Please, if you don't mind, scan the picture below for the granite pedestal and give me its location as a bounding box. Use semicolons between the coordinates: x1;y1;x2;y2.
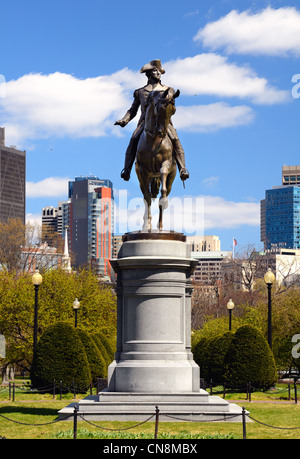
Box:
59;231;246;422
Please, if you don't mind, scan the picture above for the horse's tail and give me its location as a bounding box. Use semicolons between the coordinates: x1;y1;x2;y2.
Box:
150;177;160;198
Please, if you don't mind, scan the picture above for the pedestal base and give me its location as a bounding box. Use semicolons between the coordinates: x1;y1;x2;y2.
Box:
58;389;246;422
58;232;248;422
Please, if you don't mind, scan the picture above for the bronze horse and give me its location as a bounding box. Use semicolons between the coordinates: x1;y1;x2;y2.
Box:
135;87;180;231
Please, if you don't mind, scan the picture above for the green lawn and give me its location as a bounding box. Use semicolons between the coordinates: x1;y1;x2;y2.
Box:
0;400;300;439
0;383;300;439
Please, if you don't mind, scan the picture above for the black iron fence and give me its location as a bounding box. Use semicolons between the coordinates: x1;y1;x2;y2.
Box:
0;378;107;402
1;404;300;440
203;379;298;403
1;379;300;439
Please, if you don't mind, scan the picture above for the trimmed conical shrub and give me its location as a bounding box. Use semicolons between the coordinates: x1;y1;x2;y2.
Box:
207;332;233;385
192;336;213;382
92;333;115;377
31;322;91;391
76;328;107;382
224;325;277;389
192;333;233;384
95;332;115;361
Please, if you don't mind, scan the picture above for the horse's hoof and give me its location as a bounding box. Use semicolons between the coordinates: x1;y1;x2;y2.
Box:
121;169;131;181
159;197;168;210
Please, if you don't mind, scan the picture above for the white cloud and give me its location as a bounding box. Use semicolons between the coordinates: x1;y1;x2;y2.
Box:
26;176;70;198
165;54;289;104
203;196;260;229
202;176;219;186
174;102;254;132
0;53;288;146
0;70;139;145
114;191;259;234
26;213;42;226
194;7;300;56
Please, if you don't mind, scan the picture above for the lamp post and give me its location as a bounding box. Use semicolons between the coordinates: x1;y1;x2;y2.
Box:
73;298;80;328
32;268;43;355
227;298;235;331
264;268;275;349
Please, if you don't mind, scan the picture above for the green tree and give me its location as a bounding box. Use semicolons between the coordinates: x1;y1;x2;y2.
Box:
0;271;33;378
0;268;116;378
271;288;300;371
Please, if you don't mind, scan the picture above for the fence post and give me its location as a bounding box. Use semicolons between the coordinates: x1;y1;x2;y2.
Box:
73;405;78;440
294;380;298;404
223;382;226;399
8;382;11;401
210;379;213;395
242;407;247;439
288;383;291;401
12;383;15;402
154;406;160;439
60;381;62;400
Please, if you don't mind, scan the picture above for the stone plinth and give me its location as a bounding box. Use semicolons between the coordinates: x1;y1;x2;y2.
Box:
59;231;247;422
108;231;199;394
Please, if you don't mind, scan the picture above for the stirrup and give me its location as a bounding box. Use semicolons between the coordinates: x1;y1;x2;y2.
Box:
180;168;189;180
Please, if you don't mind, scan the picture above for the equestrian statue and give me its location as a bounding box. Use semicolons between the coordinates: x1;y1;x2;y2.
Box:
115;59;189;230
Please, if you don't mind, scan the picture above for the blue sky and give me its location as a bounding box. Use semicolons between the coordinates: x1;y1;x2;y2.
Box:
1;0;300;252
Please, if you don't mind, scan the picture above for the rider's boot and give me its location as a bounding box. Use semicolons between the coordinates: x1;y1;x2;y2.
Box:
172;139;189;181
121;140;136;181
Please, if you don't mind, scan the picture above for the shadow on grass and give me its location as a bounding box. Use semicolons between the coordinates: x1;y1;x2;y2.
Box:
0;406;60;417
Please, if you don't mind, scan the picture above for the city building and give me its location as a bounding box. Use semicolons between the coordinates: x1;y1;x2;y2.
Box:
42;201;66;240
191;250;232;293
261;185;300;250
187;235;221;252
266;248;300;287
42;206;58;239
69;176;114;276
0;127;26;223
188;236;227;294
112;235;123;259
21;244;64;272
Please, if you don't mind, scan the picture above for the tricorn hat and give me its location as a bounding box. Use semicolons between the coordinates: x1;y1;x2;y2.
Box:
140;59;165;74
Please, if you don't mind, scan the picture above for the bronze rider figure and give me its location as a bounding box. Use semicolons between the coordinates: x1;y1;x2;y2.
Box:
115;59;189;182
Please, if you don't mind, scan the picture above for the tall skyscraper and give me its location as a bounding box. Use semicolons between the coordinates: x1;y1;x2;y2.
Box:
0;127;26;223
282;165;300;186
261;185;300;250
69;176;114;276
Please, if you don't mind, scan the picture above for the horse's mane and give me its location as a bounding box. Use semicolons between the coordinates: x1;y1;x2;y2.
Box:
144;91;158;111
144;87;171;112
